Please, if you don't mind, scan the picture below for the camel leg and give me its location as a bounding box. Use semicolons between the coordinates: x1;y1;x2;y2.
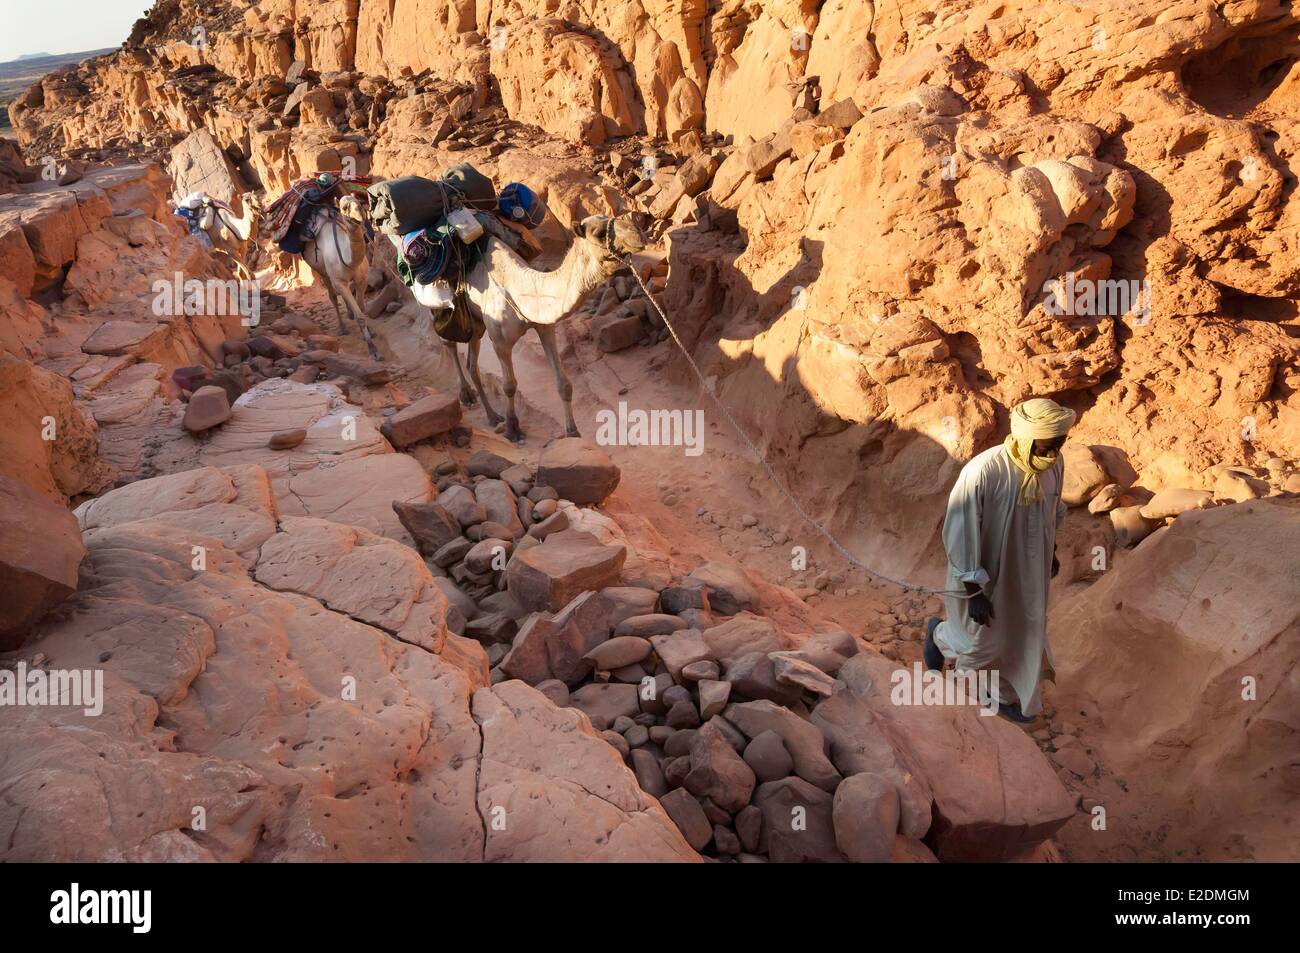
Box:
444;339;476;406
336;282;382;362
467;334;503;427
535;325;579;438
489;336;524;442
319;275;347;336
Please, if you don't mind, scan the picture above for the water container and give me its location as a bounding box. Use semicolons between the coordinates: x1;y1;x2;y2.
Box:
447;206;484;244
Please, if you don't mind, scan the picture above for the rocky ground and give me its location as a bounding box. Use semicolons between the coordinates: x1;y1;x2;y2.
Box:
2;0;1298;862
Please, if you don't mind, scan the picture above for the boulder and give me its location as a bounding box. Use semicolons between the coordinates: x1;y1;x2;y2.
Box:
535;438;621;505
467;450;514;478
686;562;759;615
1061;442;1109;506
268;428;306;450
437;484;487;528
742;729;794;783
584;635;652;669
182;385;232;432
1087;483;1125;514
724;652;803;706
810;689;933;839
547;590;615;684
771;651;838;696
379;392;462;448
568;682;640;730
0;476;85;650
594;314;645;352
505;530;626;613
789;629;859;675
684;720;756;813
659;789;713;852
465;538;511;575
1110;504;1161;547
702;614;789;666
753;777;843;862
745;131;793;179
614;613;688;637
500;613;558;684
835;653;1074;861
392;499;463;555
1140;487;1215;520
697;679;731;720
724;700;843;793
832;772;900;863
630;748;668;798
475;479;524;537
597;586;660;624
650;628;713;680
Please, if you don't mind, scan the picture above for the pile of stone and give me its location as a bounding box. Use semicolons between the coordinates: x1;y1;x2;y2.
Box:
1059;441;1300;549
171;312;407;438
585;261;672;352
400;440;943;862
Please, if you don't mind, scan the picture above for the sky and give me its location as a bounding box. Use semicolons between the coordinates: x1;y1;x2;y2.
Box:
0;0;154;63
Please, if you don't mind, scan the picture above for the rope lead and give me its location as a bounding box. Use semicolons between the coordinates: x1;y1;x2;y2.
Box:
618;256;974;601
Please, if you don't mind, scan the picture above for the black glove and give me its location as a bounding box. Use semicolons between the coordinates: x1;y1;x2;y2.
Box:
969;591;995;626
1051;554;1060;578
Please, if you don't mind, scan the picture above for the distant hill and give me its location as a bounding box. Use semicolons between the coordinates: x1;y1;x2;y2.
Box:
0;48;116;132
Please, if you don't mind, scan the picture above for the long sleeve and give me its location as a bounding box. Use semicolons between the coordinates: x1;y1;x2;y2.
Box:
942;461;990;586
1054;459;1067;526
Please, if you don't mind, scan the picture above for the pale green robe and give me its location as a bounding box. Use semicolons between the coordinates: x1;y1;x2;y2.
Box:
934;444;1065;717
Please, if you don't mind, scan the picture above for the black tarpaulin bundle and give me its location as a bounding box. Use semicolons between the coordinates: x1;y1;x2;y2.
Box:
367;163;496;236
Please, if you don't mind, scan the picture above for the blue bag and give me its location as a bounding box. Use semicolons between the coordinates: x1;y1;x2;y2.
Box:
497;182;545;228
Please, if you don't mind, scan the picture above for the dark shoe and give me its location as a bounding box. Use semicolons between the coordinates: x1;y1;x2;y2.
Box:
998;702;1035;724
923;617;944;672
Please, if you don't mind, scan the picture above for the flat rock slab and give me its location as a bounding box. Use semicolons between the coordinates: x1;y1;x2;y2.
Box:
281;453;433;545
472;680;699;862
200;379;387;479
4;464;690;862
255;516;453;653
81;320;167;355
505;529;627;613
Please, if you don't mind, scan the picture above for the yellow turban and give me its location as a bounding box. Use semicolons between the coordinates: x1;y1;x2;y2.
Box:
1004;398;1076;505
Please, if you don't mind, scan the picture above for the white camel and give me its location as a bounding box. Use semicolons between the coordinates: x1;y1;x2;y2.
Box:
182;191;262;279
445;214;645;442
300;197;382;361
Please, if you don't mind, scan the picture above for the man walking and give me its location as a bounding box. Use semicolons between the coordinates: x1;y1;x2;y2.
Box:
924;398;1076;722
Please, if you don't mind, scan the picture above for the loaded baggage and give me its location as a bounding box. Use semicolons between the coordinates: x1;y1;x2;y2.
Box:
366;162;499;236
262;172;373;252
497;182;546;228
367;175;448;236
441;162;498;212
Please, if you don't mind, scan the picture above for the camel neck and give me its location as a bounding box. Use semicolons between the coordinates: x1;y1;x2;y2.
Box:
487;234;610;325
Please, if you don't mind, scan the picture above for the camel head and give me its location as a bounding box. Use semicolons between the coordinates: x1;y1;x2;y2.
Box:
338;192;367;223
574;215;645;269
